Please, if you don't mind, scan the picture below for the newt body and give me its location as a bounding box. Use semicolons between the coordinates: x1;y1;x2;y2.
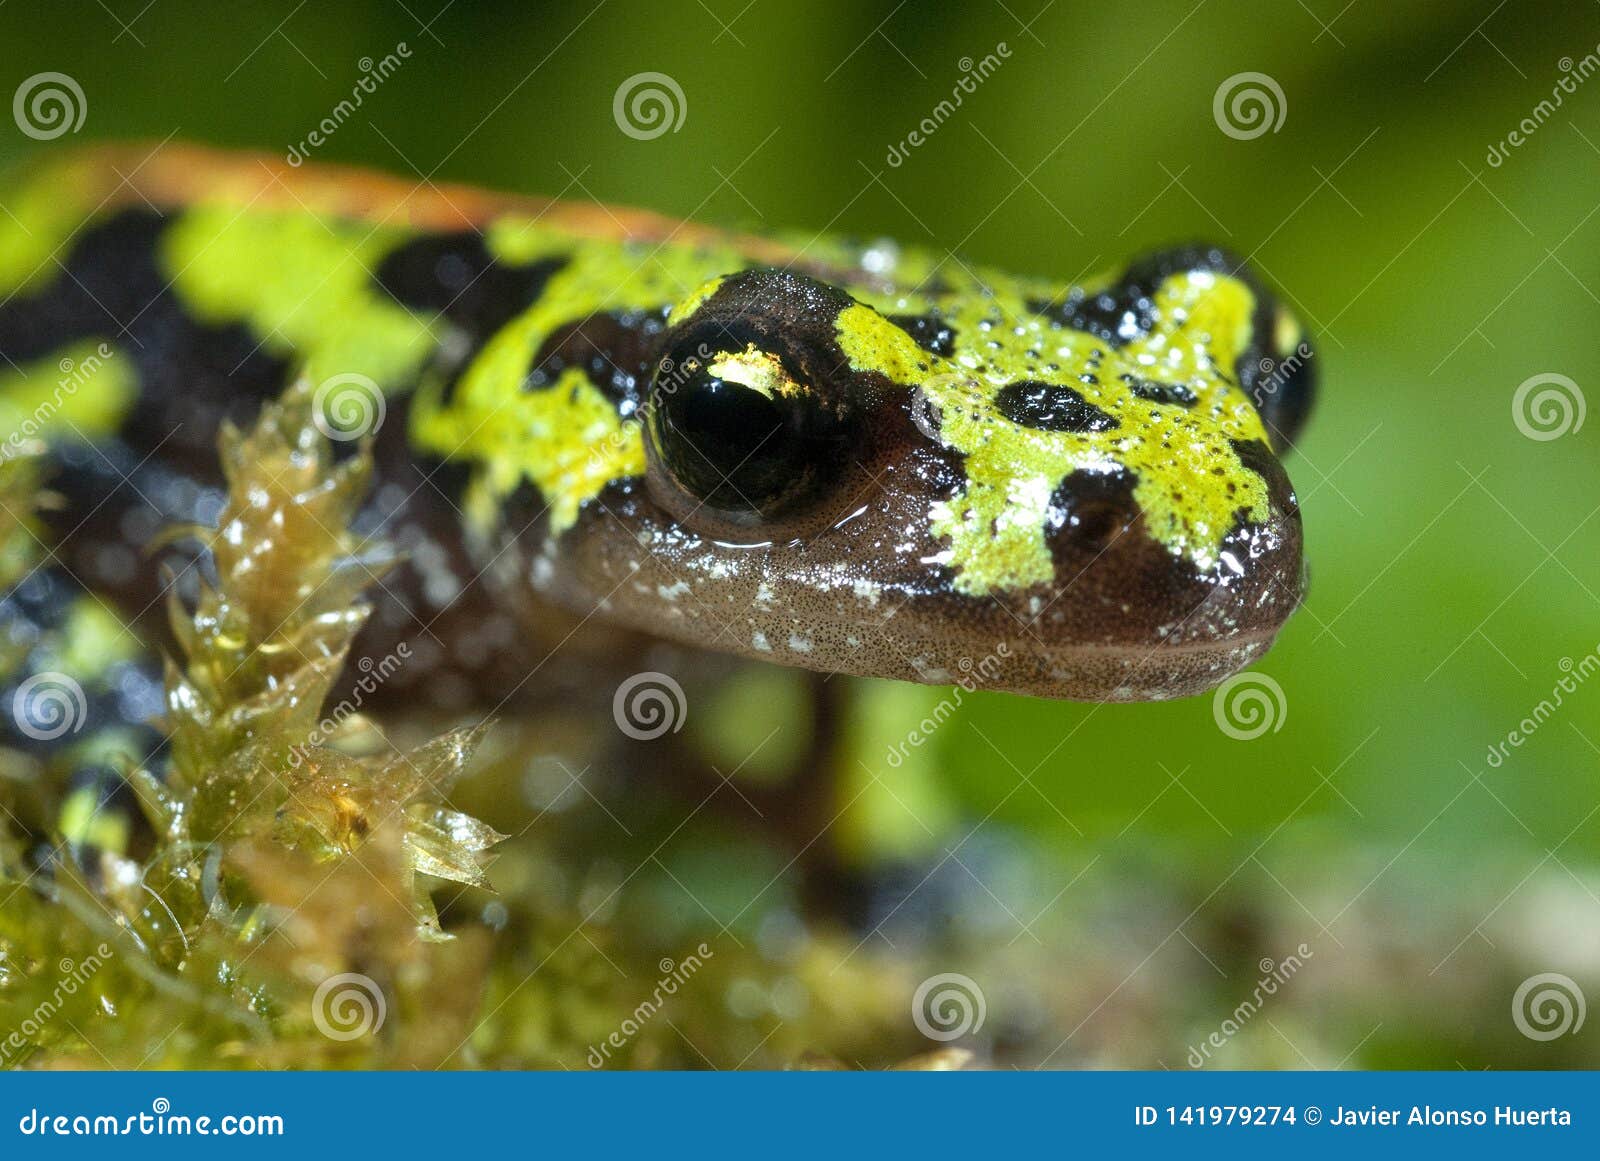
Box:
0;144;1314;705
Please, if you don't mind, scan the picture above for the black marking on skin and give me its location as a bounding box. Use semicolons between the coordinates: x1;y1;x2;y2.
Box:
0;208;291;461
1045;466;1141;550
375;231;566;336
501;478;552;530
45;430;276;687
0;208;299;641
1;563;81;633
1122;375;1197;407
1253;346;1317;451
409;453;474;512
887;312;957;357
375;231;567;406
525;306;672;416
0;568;167;760
1031;245;1316;451
1027;243;1264;347
995;381;1119;433
1028;286;1157;347
0;209;540;715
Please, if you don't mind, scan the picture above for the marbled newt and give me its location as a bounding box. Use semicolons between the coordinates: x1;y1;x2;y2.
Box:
0;142;1314;747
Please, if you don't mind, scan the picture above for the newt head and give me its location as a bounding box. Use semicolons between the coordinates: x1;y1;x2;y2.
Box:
439;244;1315;701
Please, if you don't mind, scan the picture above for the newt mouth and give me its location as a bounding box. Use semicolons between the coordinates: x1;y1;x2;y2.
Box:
497;448;1304;702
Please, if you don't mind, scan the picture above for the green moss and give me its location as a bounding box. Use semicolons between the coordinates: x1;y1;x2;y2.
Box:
0;378;504;1067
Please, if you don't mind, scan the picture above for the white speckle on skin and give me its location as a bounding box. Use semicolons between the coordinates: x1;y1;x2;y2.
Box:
411;533;462;605
752;631;772;652
851;579;881;607
754;582;775;608
788;633;813;653
846;635;861;649
424;573;462;607
657;581;691;602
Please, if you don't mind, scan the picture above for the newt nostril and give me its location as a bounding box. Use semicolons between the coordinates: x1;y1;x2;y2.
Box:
1045;466;1143;554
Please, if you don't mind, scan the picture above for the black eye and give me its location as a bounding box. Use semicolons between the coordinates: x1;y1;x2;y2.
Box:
645;340;856;527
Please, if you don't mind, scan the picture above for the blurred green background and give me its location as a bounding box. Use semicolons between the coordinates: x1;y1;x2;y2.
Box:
3;0;1598;1067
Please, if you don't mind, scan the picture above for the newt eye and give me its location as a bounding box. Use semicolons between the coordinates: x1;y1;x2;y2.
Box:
643;269;866;538
644;336;856;531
